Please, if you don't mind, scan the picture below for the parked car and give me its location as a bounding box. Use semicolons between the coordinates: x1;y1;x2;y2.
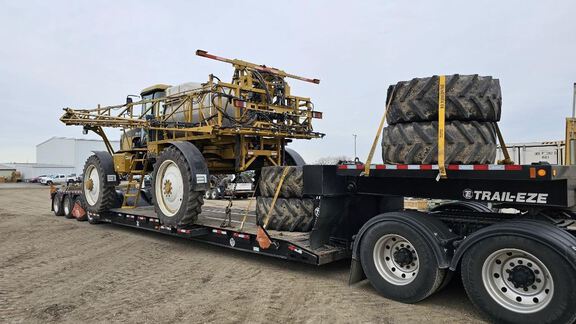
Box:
29;175;47;183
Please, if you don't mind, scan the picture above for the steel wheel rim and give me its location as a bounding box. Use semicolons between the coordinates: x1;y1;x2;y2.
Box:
373;234;419;285
84;165;100;206
482;248;554;313
155;160;184;217
204;190;210;199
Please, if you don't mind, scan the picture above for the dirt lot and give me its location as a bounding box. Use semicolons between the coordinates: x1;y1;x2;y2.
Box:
0;185;486;323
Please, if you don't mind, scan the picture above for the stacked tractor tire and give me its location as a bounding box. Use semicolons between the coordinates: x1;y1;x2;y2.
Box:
256;166;316;232
382;74;502;164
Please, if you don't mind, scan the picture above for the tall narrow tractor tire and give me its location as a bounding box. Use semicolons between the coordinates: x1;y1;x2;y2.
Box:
256;197;315;232
381;121;497;164
152;146;203;227
83;155;119;214
259;166;304;198
386;74;502;124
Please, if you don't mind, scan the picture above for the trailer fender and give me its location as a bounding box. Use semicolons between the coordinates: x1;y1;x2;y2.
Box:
92;151;120;186
349;211;458;284
167;141;210;191
449;219;576;271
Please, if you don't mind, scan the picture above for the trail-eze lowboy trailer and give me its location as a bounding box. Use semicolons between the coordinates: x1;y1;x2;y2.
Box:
53;163;576;324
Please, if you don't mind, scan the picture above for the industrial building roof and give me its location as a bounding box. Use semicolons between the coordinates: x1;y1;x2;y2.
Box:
36;136;120;147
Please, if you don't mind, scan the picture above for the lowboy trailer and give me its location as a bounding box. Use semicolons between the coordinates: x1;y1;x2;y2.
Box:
52;162;576;324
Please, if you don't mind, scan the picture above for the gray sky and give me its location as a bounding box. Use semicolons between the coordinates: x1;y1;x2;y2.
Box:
1;0;575;163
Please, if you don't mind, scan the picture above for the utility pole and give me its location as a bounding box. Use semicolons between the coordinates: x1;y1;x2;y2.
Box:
353;134;357;158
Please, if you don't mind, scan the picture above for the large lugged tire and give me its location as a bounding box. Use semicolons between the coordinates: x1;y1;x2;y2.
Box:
256;197;315;232
381;121;497;164
386;74;502;124
152;146;203;227
83;155;119;213
259;166;304;198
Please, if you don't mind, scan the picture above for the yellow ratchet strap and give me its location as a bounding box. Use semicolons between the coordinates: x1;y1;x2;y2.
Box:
437;75;447;180
364;86;396;176
263;167;290;229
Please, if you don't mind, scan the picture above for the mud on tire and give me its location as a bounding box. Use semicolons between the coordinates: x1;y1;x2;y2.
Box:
256;197;315;232
259;166;304;198
386;74;502;124
381;121;497;164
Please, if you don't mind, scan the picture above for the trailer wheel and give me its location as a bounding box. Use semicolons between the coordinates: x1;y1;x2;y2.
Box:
152;146;203;227
52;195;64;216
461;236;576;324
63;195;74;219
360;221;445;303
204;190;212;200
210;189;219;200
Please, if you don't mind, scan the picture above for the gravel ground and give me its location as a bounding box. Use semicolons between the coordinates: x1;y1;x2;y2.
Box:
0;187;486;323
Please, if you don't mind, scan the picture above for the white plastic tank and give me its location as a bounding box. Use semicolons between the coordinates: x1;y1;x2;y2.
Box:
163;82;233;126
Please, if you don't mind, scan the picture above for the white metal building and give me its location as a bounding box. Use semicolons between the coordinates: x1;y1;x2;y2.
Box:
1;163;75;180
497;141;564;165
36;137;120;176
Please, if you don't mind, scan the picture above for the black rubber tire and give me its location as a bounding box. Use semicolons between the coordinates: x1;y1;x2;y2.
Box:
82;154;119;214
381;121;497;164
52;195;64;216
259;166;304;198
386;74;502;124
151;146;203;227
461;236;576;324
256;197;315;232
63;195;74;219
360;221;446;303
73;196;87;221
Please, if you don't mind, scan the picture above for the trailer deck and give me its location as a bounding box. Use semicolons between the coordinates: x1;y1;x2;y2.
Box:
89;200;349;266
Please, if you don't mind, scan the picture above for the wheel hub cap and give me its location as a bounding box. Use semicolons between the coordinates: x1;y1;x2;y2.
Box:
86;179;94;191
508;265;535;288
393;248;414;266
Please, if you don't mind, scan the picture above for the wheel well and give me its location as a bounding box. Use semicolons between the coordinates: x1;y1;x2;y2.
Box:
449;219;576;271
350;211;459;284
